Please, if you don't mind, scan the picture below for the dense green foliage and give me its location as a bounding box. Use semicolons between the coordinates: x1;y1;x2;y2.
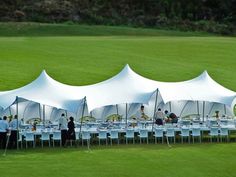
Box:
1;144;236;177
0;0;236;35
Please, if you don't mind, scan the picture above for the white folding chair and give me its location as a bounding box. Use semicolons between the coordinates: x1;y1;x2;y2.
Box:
219;127;229;142
108;130;119;145
81;131;91;147
138;129;148;144
124;129;135;144
165;128;175;144
154;128;164;144
52;131;61;147
40;131;50;147
97;130;108;145
191;127;201;143
25;132;35;148
209;127;219;142
180;127;190;143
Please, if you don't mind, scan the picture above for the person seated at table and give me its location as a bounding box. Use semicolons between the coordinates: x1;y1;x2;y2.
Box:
136;105;149;120
58;113;68;147
169;113;178;123
66;117;76;147
213;110;220;120
155;108;164;125
164;110;172;123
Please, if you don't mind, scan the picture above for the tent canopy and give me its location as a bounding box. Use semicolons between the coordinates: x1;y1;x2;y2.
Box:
0;64;235;115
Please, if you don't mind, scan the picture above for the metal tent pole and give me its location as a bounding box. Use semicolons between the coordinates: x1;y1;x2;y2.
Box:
152;89;158;132
16;96;19;150
179;101;189;118
125;103;128;128
43;105;45;128
202;101;205;122
224;104;227;115
38;103;42;122
169;102;172;112
79;97;86;137
116;104;119;115
197;101;200;116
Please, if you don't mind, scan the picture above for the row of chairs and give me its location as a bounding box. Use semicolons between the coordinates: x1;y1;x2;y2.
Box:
19;127;230;148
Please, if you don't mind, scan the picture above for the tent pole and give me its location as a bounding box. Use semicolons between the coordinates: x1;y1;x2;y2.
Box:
16;96;19;150
116;104;119;115
79;97;86;138
202;101;205;122
169;102;172;112
179;101;189;118
125;103;128;128
197;101;199;115
9;105;12;117
224;104;227;115
152;89;158;132
43;105;45;128
208;103;215;116
38;103;42;122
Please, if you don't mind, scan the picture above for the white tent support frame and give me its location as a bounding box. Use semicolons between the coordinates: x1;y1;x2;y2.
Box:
152;89;158;132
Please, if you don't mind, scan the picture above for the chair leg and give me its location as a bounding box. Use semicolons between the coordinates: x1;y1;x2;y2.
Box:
26;141;27;149
133;138;134;144
193;137;194;144
140;138;141;144
147;138;148;144
99;139;100;146
181;137;183;144
42;140;43;148
126;138;127;144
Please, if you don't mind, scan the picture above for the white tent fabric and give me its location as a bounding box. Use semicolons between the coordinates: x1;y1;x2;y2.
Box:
0;71;85;113
0;64;235;120
75;65;158;111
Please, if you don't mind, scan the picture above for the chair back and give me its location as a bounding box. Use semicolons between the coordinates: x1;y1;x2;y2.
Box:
209;120;218;127
98;130;107;139
110;130;119;139
192;127;201;136
126;129;134;138
220;127;228;136
181;128;190;136
166;128;175;137
154;128;163;138
52;131;61;140
82;131;90;140
25;132;34;141
41;131;50;140
210;127;219;136
139;129;148;137
75;132;80;140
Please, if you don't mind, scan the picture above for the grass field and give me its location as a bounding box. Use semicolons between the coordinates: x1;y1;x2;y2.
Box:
0;143;236;177
0;23;236;177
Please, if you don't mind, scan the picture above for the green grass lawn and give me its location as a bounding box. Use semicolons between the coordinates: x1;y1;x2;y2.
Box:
0;23;236;176
0;143;236;177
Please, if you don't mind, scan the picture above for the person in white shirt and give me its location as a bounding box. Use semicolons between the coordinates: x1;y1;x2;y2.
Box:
135;105;148;120
0;116;9;149
9;115;18;149
155;108;164;125
58;113;68;147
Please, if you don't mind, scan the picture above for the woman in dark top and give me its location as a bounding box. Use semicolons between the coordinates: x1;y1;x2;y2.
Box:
67;117;76;141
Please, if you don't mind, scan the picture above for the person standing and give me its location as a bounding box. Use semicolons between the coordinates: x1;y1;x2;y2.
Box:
58;113;68;147
0;116;9;149
9;115;18;149
66;117;76;146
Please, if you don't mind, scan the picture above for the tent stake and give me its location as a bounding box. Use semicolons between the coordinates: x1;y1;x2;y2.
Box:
152;89;158;132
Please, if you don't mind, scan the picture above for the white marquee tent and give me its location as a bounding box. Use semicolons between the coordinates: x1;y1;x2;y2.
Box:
0;64;235;122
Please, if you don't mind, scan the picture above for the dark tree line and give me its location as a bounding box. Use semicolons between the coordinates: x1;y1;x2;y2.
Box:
0;0;235;34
